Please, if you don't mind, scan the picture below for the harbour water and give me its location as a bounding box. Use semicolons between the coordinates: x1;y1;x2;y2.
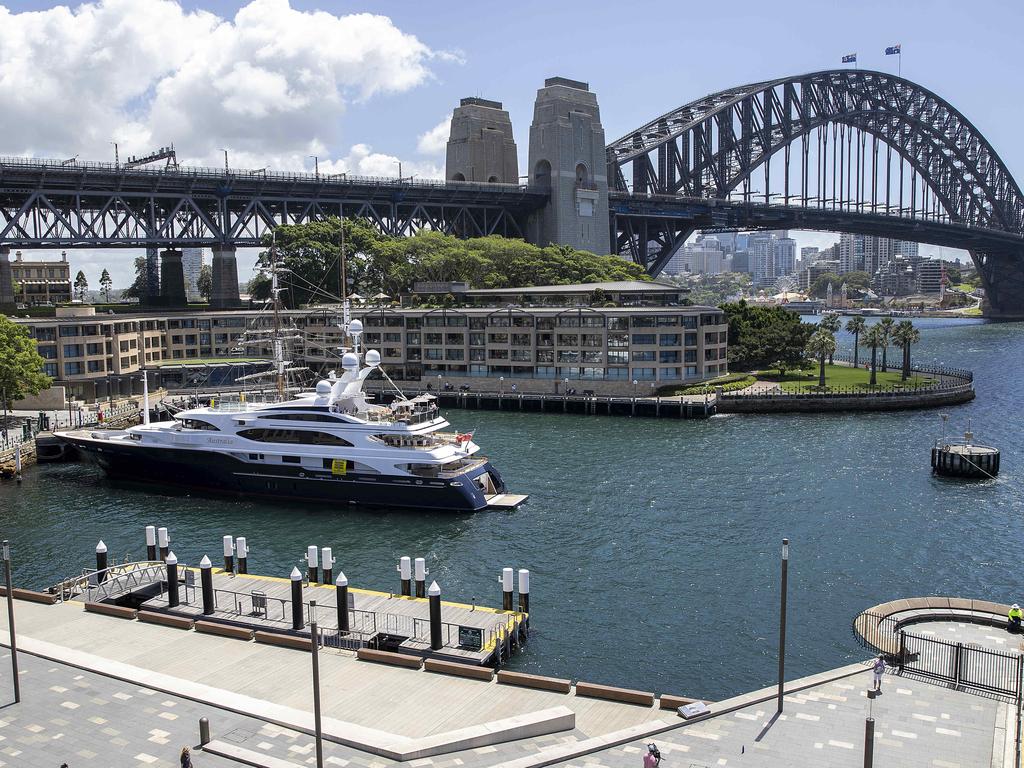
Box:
2;317;1022;701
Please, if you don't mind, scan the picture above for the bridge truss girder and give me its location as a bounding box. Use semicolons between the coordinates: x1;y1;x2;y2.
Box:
0;161;547;249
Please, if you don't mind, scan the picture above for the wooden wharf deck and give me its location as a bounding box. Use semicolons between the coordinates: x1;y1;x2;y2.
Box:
136;569;525;666
433;390;716;418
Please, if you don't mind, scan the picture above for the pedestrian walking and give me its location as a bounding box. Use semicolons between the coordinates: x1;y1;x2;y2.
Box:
180;746;193;767
643;743;661;767
872;654;886;692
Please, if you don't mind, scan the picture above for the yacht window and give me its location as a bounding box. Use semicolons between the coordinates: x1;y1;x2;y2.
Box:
282;456;301;464
258;413;345;423
248;453;259;460
180;418;220;431
238;428;353;446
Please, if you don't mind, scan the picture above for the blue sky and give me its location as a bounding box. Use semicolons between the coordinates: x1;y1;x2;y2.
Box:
3;0;1020;284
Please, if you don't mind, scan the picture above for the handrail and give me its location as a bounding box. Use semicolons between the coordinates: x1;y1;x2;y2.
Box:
0;155;536;194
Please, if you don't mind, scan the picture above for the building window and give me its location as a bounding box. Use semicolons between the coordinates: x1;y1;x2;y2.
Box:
631;351;655;362
631;334;656;345
659;334;681;346
64;362;83;376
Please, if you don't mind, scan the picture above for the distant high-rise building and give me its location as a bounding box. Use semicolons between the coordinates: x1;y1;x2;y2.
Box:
774;237;796;278
182;248;204;302
748;232;796;286
915;259;943;294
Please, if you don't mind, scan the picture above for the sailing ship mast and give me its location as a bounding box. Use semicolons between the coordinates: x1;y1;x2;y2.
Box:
270;235;286;400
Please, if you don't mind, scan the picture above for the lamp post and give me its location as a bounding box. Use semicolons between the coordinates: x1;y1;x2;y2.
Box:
499;376;504;395
777;537;790;713
632;379;638;397
563;377;569;395
437;374;442;393
309;600;324;768
2;540;20;703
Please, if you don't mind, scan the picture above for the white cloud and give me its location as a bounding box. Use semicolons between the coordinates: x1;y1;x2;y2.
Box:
417;113;452;155
325;143;443;181
0;0;440;166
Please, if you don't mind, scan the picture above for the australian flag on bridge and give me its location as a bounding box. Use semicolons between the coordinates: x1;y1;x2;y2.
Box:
885;44;901;55
842;53;857;63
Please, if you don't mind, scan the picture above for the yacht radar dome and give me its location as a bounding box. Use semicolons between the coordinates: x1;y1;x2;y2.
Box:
365;349;381;367
315;380;332;395
348;319;363;336
341;352;359;370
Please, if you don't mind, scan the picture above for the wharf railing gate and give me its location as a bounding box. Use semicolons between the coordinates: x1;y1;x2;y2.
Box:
856;613;1023;703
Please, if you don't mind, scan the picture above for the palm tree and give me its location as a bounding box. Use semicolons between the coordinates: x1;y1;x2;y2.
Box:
861;324;886;387
845;316;866;367
806;329;837;389
819;314;841;364
878;317;895;371
892;320;921;381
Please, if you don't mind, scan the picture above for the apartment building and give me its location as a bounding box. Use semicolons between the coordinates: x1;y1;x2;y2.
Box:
11;251;72;305
16;285;729;400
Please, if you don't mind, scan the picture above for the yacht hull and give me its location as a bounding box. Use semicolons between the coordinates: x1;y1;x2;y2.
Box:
60;436;505;512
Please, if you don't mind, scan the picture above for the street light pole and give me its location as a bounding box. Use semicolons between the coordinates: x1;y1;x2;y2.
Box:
777;537;789;713
309;600;324;768
2;540;20;703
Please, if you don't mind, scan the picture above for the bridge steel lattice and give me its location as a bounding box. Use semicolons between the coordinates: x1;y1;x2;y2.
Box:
606;69;1024;317
0;157;545;249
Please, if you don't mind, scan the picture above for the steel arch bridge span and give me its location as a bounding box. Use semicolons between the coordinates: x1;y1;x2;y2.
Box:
606;69;1024;317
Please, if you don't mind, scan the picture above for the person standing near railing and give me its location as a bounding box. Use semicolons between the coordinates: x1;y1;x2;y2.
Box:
1009;603;1022;633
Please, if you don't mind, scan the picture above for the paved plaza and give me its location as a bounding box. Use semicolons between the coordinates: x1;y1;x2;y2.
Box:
0;597;1018;768
545;667;1016;768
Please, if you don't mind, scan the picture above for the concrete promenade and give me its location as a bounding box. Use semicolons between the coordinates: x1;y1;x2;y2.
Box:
0;597;1018;767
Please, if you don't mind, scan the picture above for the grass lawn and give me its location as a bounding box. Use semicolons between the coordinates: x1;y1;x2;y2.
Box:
757;363;935;393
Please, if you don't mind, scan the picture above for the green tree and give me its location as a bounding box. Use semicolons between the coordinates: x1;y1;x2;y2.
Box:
861;324;886;387
252;218;649;309
819;313;841;363
73;270;89;302
121;257;149;301
877;317;895;371
720;300;813;372
99;268;113;303
805;329;837;389
892;320;921;381
0;315;52;408
197;264;213;301
946;266;962;285
845;316;866;367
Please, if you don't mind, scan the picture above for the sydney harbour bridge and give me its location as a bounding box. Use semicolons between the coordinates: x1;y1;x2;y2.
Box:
1;69;1023;317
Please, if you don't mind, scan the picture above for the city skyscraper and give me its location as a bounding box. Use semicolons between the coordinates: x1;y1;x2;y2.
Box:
182;248;204;302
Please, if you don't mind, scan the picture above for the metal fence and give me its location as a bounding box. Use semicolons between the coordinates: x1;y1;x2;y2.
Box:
855;612;1023;702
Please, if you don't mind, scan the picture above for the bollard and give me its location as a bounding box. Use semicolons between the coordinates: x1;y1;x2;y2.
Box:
166;552;179;608
290;566;303;630
398;556;411;596
428;581;442;651
335;571;349;633
501;567;514;611
199;716;211;746
200;555;214;615
321;547;334;585
236;537;248;574
95;541;108;584
157;527;169;561
145;525;157;561
222;535;234;573
306;545;319;584
518;568;530;621
414;557;427;598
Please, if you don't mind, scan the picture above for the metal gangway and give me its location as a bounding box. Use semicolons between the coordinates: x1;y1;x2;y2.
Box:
51;561;180;604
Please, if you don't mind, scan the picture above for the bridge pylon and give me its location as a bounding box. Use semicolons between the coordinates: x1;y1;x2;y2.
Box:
445;98;519;184
527;77;610;255
0;247;14;314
